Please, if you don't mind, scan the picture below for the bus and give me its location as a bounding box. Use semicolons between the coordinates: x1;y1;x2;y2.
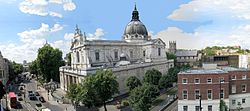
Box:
8;92;17;108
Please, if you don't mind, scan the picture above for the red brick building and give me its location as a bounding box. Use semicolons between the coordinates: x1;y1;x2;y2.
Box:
178;67;250;111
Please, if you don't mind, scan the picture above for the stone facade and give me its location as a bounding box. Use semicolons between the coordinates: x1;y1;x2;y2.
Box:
0;52;9;85
175;50;201;67
59;5;174;95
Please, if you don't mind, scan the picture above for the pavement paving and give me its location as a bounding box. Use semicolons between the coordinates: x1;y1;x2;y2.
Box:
163;99;177;111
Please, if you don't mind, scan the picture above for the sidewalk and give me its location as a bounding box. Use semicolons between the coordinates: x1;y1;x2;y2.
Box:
150;87;177;111
38;86;75;111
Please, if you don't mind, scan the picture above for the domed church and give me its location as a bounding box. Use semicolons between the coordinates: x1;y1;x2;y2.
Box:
59;5;174;94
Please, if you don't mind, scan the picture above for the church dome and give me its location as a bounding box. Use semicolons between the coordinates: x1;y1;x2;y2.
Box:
124;21;148;36
123;4;148;41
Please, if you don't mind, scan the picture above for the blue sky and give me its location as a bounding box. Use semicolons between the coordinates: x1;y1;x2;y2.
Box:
1;0;250;63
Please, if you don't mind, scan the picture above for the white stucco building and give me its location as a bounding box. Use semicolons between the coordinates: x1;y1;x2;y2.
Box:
59;5;174;94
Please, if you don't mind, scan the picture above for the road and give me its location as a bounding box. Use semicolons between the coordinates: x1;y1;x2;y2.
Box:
164;100;177;111
27;79;65;111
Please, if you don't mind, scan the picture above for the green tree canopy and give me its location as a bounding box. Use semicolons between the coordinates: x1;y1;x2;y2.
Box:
79;75;102;108
94;69;119;111
129;84;160;111
143;69;162;85
36;44;64;82
159;75;172;89
126;76;142;91
12;61;23;75
66;83;81;107
166;52;177;60
29;60;38;75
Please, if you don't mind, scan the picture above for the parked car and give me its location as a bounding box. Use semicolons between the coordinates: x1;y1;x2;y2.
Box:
28;91;33;94
35;103;46;111
17;92;22;96
34;92;40;96
28;93;36;100
38;96;46;103
18;97;23;101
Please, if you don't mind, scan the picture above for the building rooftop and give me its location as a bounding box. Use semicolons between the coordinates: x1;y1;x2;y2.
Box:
179;66;248;75
175;50;198;57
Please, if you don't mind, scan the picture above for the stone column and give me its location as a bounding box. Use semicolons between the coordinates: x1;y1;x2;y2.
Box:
74;77;77;84
67;75;70;91
64;74;67;90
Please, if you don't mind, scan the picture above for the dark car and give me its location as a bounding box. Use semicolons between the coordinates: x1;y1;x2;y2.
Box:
38;96;46;103
28;91;33;94
29;93;37;100
17;92;22;96
34;92;40;96
18;97;23;101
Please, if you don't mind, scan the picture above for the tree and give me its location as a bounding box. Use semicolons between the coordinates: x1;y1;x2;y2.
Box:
129;84;160;111
66;83;81;108
220;100;228;111
94;69;119;111
159;75;172;89
66;52;71;66
29;60;39;78
167;67;180;83
166;52;177;60
36;44;64;82
12;61;23;75
126;76;142;91
143;69;162;85
79;75;102;108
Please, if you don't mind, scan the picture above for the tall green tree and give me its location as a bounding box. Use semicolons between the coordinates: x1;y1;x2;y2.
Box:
143;69;162;85
126;76;142;91
94;69;119;111
12;61;23;75
79;75;101;108
129;84;160;111
167;67;180;83
159;75;172;89
36;44;64;82
29;60;38;75
66;83;81;108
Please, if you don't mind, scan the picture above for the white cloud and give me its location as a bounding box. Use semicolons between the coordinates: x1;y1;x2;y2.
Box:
49;0;63;4
155;27;203;49
64;33;74;40
165;0;250;49
17;23;63;43
49;11;63;18
2;24;106;63
50;24;63;32
17;23;50;43
87;28;106;40
63;2;76;11
19;0;76;17
19;1;48;16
